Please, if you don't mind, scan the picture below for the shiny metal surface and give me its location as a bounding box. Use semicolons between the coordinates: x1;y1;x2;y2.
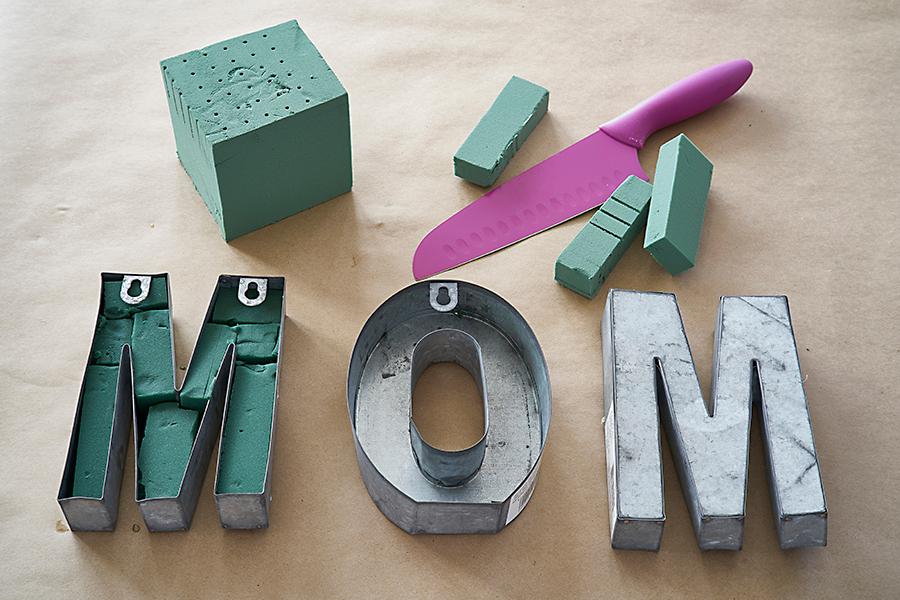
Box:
348;280;551;534
408;329;488;487
602;289;827;551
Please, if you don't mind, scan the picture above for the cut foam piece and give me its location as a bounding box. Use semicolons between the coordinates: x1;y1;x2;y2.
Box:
555;227;620;298
234;323;280;363
138;402;200;498
160;20;352;241
555;176;652;298
180;324;236;411
102;277;168;319
131;310;175;409
211;286;283;325
454;76;549;187
216;363;277;494
644;134;713;274
90;316;132;366
72;365;119;498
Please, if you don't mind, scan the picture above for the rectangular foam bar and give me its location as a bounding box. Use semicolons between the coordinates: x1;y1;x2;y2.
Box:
643;134;713;274
138;402;200;499
453;76;549;187
160;20;352;241
216;363;277;494
180;324;237;411
131;310;175;409
554;226;620;299
555;176;653;298
72;365;119;498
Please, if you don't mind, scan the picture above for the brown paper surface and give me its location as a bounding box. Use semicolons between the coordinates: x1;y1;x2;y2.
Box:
1;1;898;598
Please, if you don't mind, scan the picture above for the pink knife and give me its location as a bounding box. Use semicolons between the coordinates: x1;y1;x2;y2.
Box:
413;59;753;280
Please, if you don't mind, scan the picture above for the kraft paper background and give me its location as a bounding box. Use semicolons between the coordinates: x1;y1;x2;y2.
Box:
1;1;898;597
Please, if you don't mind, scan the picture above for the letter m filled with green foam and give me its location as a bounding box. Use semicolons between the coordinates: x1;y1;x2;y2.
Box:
60;274;283;531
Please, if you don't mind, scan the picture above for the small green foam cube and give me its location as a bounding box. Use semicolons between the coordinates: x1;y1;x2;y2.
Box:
644;134;713;274
454;76;549;187
138;402;200;499
160;20;352;241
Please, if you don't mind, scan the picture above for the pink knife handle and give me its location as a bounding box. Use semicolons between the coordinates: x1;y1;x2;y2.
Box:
600;59;753;149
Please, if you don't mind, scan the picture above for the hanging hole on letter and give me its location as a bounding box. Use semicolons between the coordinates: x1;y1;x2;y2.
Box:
120;275;151;305
238;277;267;307
429;282;458;312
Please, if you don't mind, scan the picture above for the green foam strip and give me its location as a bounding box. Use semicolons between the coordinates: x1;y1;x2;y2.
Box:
131;310;175;409
555;176;652;298
454;76;549;187
138;402;200;499
234;323;280;363
160;20;352;241
211;286;283;325
102;277;168;319
644;134;713;275
72;365;119;498
90;316;132;366
180;324;236;412
216;363;277;494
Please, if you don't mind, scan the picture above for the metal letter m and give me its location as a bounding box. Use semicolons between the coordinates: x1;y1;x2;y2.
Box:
602;290;826;551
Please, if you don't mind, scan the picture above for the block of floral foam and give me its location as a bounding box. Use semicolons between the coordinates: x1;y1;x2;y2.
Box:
131;310;176;409
454;76;549;187
554;176;652;298
216;363;277;494
160;20;352;241
233;323;280;363
643;134;713;275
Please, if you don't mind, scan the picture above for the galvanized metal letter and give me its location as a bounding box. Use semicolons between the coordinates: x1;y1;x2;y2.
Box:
601;290;826;551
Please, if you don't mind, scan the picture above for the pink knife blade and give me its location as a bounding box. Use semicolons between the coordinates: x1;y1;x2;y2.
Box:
413;59;753;280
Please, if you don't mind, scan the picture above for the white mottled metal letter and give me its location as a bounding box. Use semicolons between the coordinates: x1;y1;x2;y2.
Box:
601;290;826;551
